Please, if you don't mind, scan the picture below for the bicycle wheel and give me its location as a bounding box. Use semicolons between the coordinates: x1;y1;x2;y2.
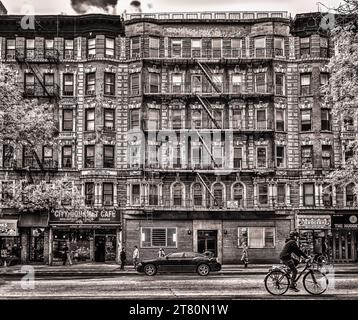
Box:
303;270;328;295
264;270;290;295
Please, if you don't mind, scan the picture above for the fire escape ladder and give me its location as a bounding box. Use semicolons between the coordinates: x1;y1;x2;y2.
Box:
195;94;221;129
32;149;44;171
191;126;219;168
24;61;52;97
196;172;218;206
196;61;222;93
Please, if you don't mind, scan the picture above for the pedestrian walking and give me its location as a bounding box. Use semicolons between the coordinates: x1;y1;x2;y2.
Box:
62;243;73;266
241;243;249;268
120;248;126;270
133;245;139;269
158;248;165;258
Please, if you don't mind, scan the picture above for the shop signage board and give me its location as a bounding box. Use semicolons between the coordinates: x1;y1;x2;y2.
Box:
296;215;331;230
332;214;358;229
0;219;18;236
50;209;121;225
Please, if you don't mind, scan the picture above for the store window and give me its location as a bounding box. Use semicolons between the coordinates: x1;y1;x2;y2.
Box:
29;228;45;262
141;228;177;248
0;237;21;265
238;227;275;248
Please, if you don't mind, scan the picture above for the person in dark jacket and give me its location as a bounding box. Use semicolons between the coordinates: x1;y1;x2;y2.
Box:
120;248;126;270
279;231;309;292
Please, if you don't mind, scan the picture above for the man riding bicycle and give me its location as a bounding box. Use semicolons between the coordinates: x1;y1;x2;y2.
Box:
279;231;309;292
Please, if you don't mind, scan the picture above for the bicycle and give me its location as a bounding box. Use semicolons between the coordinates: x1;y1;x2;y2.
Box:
264;257;329;296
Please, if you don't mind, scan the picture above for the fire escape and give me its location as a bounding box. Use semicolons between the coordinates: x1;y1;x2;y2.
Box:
14;46;60;183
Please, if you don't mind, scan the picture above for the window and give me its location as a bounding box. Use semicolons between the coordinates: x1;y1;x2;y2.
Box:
130;73;140;95
44;39;54;59
212;39;222;58
84;145;95;168
321;109;331;131
26;39;35;59
192;109;202;129
23;146;34;167
302;146;313;168
301;74;311;95
103;183;113;206
105;38;115;58
276;146;285;168
232;109;243;129
213;143;223;168
231;38;241;57
131;37;141;58
1;181;14;202
85;182;95;206
3;145;14;168
42;146;53;167
238;227;275;248
44;74;54;95
141;228;177;248
64;39;74;59
193;183;203;206
173;183;183;206
344;145;353;163
6;39;15;59
85;109;95;131
103;145;115;168
255;73;266;93
233;147;242;169
276;110;285;131
213;183;224;207
231;74;244;93
301;109;312;131
63;73;74;96
147;144;158;167
131;184;141;205
274;37;284;57
191;39;201;57
213;109;223;128
85;73;96;95
173;145;181;168
346;184;356;206
300;37;310;57
254;37;266;57
171;39;182;57
149;185;159;206
320;73;329;87
104;72;115;95
344;117;354;131
256;109;266;129
104;109;115;131
257;147;267;168
130;109;140;129
320;37;329;58
191;145;202;169
191;75;202;93
147;109;159;130
149;37;160;57
322;185;332;207
258;184;268;205
322;145;332;168
88;38;96;57
172;74;183;93
303;183;315;206
277;184;286;205
62;146;72;168
172;109;183;129
24;73;35;95
233;183;244;206
149;73;160;93
275;73;284;95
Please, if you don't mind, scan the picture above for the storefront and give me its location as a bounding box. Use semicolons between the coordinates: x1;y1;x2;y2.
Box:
296;215;331;258
49;209;121;265
0;218;21;266
331;214;358;262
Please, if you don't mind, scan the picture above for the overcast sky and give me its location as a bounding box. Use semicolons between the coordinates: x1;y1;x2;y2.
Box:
2;0;343;15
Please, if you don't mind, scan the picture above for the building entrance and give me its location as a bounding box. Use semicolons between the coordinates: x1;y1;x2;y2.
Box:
197;230;217;257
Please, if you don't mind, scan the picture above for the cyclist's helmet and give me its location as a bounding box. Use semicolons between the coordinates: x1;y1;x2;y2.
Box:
289;231;299;239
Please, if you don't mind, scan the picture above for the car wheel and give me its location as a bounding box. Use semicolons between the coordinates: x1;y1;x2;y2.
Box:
144;264;157;276
197;263;210;276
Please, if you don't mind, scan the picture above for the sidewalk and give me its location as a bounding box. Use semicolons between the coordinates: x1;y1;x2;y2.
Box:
0;263;357;277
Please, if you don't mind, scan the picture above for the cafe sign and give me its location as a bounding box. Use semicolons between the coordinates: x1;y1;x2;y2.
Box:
50;209;121;225
296;215;331;230
0;219;18;236
332;214;358;229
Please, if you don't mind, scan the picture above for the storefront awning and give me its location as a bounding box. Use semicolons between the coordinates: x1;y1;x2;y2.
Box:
18;213;49;228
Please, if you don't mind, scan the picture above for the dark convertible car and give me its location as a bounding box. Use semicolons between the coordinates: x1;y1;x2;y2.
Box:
136;252;221;276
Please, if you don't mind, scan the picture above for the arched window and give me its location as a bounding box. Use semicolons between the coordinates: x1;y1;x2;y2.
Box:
173;183;184;206
212;183;224;207
192;183;203;207
232;183;244;207
346;183;356;206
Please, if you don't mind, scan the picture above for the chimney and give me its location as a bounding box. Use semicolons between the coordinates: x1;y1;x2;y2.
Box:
0;1;7;15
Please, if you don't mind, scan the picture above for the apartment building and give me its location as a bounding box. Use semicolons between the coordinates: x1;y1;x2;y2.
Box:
0;11;356;265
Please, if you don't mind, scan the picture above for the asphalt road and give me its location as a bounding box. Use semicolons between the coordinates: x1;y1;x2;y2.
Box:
0;272;358;300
